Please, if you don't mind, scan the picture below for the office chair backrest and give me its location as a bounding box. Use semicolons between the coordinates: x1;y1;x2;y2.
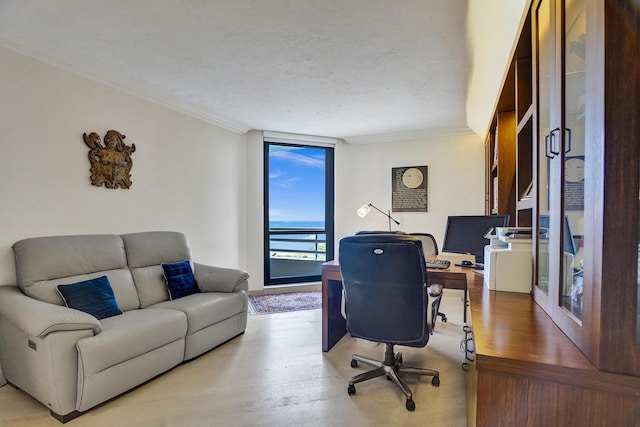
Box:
409;233;439;255
339;234;430;346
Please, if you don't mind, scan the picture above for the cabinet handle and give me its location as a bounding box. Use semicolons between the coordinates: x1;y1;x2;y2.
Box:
564;128;572;153
545;134;554;159
550;128;561;156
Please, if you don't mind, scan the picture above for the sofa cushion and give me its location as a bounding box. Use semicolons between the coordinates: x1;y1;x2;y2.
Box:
12;235;140;310
22;269;140;311
150;291;248;336
121;232;191;268
57;276;122;320
122;232;193;307
130;265;170;308
162;260;199;300
76;308;187;377
13;235;128;288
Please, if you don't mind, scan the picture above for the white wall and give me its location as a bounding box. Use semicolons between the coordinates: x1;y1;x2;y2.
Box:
466;0;530;136
244;130;265;292
0;45;248;288
335;133;485;249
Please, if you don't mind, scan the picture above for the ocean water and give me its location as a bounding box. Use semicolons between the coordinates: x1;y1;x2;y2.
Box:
269;220;324;229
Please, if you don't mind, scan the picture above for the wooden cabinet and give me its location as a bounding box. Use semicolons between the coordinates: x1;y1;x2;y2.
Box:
486;111;516;221
475;1;640;423
485;13;532;227
531;0;640;376
486;0;640;376
532;0;587;350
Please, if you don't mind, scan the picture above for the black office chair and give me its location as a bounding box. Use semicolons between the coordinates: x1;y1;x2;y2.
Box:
409;232;438;256
410;233;447;323
339;234;440;411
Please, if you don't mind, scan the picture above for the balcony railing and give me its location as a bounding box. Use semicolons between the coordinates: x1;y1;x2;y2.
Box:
268;227;326;261
267;227;326;284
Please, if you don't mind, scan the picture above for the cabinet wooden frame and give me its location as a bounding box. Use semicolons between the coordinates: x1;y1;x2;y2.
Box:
584;0;640;374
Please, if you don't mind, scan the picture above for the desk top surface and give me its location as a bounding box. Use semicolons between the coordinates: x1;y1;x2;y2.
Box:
323;253;475;276
467;276;595;371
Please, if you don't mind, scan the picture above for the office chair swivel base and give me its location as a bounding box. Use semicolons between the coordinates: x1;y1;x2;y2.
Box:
347;344;440;411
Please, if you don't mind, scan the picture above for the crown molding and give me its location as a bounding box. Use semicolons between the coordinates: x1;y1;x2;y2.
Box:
343;125;476;145
0;31;251;135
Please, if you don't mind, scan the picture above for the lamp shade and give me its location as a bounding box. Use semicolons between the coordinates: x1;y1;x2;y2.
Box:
356;204;371;218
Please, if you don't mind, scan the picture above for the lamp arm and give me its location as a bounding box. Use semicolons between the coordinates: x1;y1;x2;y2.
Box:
368;203;400;225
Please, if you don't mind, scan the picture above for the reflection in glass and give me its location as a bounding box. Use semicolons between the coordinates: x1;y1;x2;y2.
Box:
536;0;552;294
561;0;586;320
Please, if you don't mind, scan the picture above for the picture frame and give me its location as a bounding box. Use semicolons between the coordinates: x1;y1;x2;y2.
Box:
391;165;428;212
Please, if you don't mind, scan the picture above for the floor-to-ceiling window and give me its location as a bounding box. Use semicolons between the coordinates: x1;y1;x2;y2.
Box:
264;140;334;286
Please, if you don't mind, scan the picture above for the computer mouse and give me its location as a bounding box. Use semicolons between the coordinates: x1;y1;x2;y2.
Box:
461;260;474;266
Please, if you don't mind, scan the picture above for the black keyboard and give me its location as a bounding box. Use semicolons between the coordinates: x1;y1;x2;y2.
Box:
425;258;451;269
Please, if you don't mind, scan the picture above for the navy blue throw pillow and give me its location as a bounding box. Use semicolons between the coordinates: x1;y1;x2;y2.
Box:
162;260;199;300
57;276;123;320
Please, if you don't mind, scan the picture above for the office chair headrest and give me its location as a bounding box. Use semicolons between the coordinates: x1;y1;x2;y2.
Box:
354;230;406;235
342;233;419;245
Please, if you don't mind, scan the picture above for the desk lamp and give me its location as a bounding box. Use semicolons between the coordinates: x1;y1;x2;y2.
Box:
357;203;400;232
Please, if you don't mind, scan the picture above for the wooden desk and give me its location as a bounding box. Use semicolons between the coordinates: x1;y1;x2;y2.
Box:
321;254;475;352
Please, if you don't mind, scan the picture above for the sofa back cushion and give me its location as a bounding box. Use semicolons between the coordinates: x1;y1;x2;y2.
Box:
12;234;140;311
121;231;192;308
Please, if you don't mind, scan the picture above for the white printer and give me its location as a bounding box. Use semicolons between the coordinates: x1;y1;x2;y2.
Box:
483;227;533;293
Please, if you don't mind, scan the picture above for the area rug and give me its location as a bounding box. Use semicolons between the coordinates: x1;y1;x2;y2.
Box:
248;291;321;315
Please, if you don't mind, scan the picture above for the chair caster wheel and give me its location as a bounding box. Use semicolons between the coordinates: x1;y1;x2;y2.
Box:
347;384;356;395
442;317;448;323
350;359;358;368
432;376;440;386
406;399;416;411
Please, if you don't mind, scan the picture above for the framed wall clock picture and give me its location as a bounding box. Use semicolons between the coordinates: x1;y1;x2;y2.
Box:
392;165;428;212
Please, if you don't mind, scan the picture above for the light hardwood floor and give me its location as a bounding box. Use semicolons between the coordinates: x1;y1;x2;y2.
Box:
0;291;467;427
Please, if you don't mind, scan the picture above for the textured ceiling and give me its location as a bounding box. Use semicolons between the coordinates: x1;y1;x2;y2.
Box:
0;0;473;142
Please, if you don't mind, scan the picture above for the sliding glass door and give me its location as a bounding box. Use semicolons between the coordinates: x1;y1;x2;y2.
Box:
264;142;334;286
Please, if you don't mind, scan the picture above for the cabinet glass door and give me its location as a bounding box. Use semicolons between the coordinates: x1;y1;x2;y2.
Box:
536;0;553;295
561;0;586;320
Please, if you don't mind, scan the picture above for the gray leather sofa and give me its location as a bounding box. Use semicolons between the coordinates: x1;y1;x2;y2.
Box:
0;231;249;422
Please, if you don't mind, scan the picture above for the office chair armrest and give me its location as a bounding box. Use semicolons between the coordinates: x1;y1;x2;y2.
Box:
428;284;443;297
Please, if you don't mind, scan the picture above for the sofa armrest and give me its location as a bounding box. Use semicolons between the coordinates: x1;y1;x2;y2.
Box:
0;286;101;337
193;263;249;293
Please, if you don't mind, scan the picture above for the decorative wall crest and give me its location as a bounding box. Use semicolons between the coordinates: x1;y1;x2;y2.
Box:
83;130;136;189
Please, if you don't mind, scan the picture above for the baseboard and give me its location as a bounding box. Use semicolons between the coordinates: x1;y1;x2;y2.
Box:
249;282;321;296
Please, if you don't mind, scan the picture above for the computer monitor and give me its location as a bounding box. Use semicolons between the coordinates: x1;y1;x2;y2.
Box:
442;215;510;264
538;214;577;255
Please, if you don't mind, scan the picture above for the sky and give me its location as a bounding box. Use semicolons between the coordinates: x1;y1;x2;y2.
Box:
268;145;326;223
